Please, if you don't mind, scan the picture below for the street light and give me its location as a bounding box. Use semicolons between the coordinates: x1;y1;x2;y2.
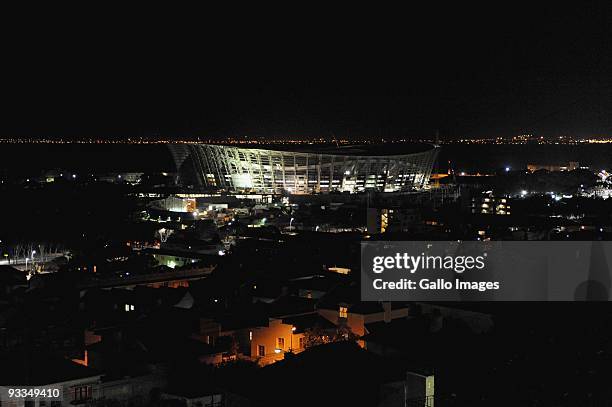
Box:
29;250;36;272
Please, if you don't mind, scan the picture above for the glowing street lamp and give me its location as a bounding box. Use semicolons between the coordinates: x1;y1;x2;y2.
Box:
29;250;36;272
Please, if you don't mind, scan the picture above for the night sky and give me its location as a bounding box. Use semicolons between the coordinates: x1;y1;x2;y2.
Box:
3;4;612;141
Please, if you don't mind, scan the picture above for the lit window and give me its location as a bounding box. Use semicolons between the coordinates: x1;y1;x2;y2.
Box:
258;345;265;357
249;331;253;341
277;337;285;350
339;306;348;319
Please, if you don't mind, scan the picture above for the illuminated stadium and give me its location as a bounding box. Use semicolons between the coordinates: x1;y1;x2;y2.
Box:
169;143;439;194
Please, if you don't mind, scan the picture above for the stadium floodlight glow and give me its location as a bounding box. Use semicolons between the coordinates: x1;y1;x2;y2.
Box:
169;143;439;194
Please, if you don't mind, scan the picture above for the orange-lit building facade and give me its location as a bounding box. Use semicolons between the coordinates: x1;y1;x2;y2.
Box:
250;318;305;366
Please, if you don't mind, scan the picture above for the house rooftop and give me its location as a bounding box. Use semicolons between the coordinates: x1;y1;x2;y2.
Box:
0;352;100;385
281;312;337;334
0;265;27;285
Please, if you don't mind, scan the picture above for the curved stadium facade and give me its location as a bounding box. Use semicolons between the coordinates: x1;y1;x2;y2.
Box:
169;143;439;194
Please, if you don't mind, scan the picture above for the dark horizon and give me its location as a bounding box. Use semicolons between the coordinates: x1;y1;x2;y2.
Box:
3;4;612;142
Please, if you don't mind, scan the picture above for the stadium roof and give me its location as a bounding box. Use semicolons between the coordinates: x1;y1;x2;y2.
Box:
212;142;437;157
